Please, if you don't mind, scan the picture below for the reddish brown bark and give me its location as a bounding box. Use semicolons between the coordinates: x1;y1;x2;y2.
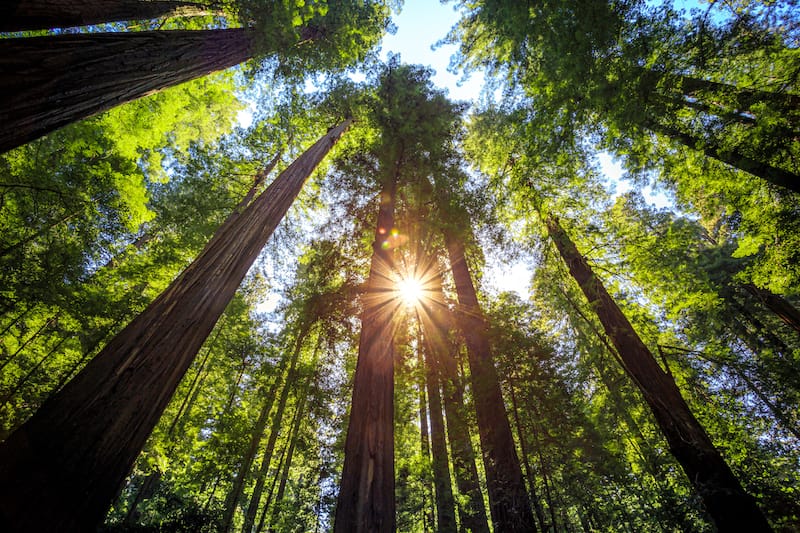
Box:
444;231;537;533
0;120;350;532
0;29;255;153
334;172;399;533
1;0;217;32
545;214;771;532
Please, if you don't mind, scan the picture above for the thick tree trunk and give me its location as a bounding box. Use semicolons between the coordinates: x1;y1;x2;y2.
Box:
444;231;537;532
221;345;292;533
333;171;399;533
0;28;255;153
243;330;307;533
643;119;799;193
422;334;457;532
1;0;217;32
0;121;350;532
545;214;772;532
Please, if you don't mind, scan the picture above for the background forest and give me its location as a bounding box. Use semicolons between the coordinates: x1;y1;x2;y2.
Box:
0;0;799;531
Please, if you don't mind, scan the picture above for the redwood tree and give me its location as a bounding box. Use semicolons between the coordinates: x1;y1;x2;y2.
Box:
1;0;217;32
443;227;537;532
544;213;772;532
0;120;350;532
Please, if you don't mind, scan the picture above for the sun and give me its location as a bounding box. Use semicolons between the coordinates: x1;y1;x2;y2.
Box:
397;277;424;306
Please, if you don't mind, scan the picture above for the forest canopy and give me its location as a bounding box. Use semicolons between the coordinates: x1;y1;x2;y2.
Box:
0;0;798;532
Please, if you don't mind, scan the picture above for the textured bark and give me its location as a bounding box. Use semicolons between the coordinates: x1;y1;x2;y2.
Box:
1;0;217;32
444;231;537;533
545;215;772;532
221;346;291;533
0;121;350;532
243;330;307;533
0;28;255;153
333;172;399;533
422;336;458;533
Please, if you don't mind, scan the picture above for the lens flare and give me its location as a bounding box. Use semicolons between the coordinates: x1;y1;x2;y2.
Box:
397;277;424;306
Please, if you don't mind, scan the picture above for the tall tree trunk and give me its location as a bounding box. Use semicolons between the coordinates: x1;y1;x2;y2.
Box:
419;280;489;533
263;375;310;533
507;376;546;532
544;214;772;532
333;169;400;533
0;121;350;532
444;231;537;533
0;28;255;153
422;332;458;533
742;283;800;336
1;0;218;32
221;345;292;533
643;119;799;193
416;334;434;531
242;329;308;533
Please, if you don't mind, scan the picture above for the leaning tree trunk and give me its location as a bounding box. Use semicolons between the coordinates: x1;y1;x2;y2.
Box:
220;343;292;533
0;120;350;533
0;28;255;153
642;119;799;193
1;0;218;32
742;283;800;335
444;231;537;533
242;329;307;533
544;214;772;532
333;170;400;533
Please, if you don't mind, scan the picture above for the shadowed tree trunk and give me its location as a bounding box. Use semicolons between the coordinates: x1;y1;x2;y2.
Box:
742;283;800;335
334;169;400;533
545;214;772;532
643;120;799;193
0;120;350;532
1;0;218;32
419;277;489;533
0;28;255;153
421;329;458;532
444;230;537;533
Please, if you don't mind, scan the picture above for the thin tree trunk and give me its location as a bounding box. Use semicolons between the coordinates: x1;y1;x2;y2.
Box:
263;376;310;533
0;333;74;406
644;119;799;193
422;331;458;533
637;67;800;115
242;328;309;533
1;0;219;32
0;28;256;153
333;167;400;533
416;327;434;532
507;376;546;532
419;280;489;533
0;121;350;532
444;230;537;532
221;346;292;533
742;283;800;336
544;214;772;532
